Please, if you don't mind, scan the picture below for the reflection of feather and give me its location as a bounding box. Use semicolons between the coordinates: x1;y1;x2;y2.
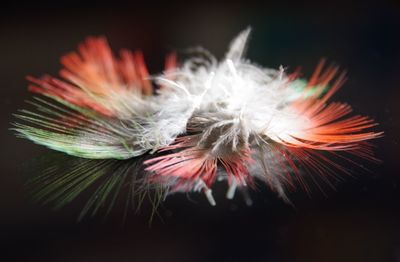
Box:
28;152;164;220
14;27;382;217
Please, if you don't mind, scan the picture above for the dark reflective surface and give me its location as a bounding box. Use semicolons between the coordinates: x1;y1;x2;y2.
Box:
1;1;400;261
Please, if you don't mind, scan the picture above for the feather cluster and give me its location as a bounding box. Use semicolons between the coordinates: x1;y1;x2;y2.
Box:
14;28;382;209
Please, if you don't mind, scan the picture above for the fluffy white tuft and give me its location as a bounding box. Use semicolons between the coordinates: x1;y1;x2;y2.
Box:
150;28;303;154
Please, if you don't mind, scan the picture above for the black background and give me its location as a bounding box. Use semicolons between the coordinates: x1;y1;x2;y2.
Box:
1;1;400;261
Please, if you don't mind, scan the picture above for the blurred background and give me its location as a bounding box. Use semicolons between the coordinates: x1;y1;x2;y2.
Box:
1;1;400;261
